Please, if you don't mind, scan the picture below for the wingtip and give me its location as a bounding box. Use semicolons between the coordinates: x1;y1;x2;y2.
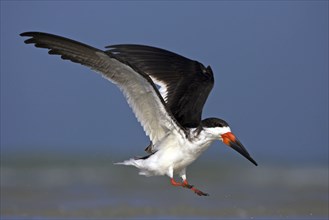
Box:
20;32;47;44
19;32;27;37
20;32;38;44
20;31;36;37
20;31;48;38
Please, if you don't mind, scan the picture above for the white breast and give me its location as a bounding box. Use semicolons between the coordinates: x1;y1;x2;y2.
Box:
142;128;216;175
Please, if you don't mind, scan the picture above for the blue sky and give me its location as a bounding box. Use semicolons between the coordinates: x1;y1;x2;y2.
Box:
1;1;328;164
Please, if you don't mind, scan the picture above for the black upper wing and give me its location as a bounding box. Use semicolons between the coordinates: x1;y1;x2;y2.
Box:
21;32;104;65
106;45;214;128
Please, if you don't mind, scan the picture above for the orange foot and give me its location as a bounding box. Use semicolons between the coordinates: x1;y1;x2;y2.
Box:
170;178;209;196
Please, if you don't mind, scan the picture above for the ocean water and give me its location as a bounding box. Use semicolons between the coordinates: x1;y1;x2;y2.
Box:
1;153;328;219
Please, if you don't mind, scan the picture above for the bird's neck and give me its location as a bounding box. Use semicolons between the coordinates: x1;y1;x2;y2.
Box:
187;127;218;145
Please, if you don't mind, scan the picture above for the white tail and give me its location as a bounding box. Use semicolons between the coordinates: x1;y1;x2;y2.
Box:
114;158;154;176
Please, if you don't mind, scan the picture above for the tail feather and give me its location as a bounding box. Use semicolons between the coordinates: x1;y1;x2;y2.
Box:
114;158;140;167
114;158;154;176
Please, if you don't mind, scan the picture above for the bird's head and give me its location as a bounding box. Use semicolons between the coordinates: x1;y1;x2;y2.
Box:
201;118;258;166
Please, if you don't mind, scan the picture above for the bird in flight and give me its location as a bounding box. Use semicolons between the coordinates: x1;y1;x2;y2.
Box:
21;32;257;196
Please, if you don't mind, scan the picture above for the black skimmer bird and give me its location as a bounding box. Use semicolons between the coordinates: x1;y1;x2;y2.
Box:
21;32;257;196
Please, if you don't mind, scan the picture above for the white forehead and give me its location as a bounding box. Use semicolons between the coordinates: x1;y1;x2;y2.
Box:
204;126;231;135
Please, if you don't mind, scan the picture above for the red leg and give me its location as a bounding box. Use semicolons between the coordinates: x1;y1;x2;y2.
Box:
170;178;183;186
182;179;193;188
170;178;209;196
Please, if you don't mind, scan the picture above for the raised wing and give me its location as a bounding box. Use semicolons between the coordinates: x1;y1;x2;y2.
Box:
20;32;185;145
106;45;214;128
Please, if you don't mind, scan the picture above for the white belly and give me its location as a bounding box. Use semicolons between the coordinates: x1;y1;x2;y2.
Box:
140;133;214;176
115;130;216;177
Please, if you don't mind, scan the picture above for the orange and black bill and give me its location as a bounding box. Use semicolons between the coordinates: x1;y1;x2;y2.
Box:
222;132;258;166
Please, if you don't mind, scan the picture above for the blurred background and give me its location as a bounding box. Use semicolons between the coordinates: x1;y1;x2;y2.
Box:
1;1;328;219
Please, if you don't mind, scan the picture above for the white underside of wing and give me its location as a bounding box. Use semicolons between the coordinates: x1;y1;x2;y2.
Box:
21;33;184;148
149;76;169;102
93;52;183;144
